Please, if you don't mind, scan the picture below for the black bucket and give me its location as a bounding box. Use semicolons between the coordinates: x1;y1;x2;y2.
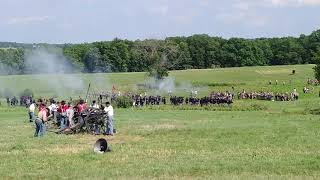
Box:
93;138;110;153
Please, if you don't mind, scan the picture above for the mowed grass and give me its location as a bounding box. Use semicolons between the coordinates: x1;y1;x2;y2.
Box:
1;107;320;179
0;64;316;97
1;64;320;179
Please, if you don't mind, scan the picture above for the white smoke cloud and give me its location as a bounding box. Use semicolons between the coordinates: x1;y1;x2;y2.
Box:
141;76;203;96
0;47;114;99
23;48;86;97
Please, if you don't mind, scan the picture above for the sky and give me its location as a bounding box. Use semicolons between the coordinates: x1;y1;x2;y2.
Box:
0;0;319;43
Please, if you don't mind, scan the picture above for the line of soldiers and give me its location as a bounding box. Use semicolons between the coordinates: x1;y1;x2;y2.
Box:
6;96;19;106
303;87;313;93
238;89;299;101
274;93;298;101
20;96;33;106
88;91;112;104
6;96;34;107
129;91;233;107
307;78;320;86
170;96;185;105
132;95;166;106
238;91;274;101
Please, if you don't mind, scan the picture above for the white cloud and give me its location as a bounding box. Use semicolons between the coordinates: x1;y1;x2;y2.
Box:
271;0;320;6
259;0;320;7
232;0;320;9
219;0;319;27
216;10;268;28
216;1;270;28
7;16;50;25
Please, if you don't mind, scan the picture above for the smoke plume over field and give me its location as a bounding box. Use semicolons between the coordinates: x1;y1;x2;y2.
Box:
138;77;202;95
25;48;87;96
0;48;89;97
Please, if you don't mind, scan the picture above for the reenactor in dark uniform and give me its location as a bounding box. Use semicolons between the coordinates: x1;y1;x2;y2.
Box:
6;97;10;106
161;97;166;105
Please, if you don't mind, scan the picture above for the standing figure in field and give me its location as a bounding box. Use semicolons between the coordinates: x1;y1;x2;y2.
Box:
48;100;58;124
6;97;10;106
91;100;99;109
77;99;87;113
292;88;299;100
98;95;103;105
104;102;114;136
77;99;87;126
11;96;18;106
66;102;74;128
34;104;48;137
58;100;68;130
28;100;36;122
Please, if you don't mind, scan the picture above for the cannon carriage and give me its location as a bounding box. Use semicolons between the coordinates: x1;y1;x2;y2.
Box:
51;107;107;134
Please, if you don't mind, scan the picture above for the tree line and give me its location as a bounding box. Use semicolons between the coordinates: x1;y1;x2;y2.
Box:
1;29;320;75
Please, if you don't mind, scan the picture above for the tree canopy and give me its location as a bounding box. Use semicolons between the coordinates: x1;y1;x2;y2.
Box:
0;29;320;75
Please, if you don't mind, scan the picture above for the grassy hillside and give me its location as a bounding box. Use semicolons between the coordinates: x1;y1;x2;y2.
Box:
0;64;315;97
1;64;320;179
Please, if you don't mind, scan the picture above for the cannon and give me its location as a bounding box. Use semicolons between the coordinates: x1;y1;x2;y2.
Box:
53;107;107;134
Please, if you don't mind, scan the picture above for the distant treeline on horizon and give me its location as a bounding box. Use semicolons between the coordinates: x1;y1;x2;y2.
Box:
0;29;320;75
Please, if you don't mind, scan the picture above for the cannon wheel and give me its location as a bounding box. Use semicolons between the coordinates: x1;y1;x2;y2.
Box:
69;112;85;134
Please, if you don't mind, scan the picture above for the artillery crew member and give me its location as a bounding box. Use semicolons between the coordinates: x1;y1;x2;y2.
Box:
104;102;114;136
66;102;74;128
91;100;99;109
48;100;58;124
34;104;48;137
58;100;68;130
28;100;36;122
77;99;87;113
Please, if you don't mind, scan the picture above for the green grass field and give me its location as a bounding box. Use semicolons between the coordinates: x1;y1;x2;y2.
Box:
1;64;320;179
0;64;315;97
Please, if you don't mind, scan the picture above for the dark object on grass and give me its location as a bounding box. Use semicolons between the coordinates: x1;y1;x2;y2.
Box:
292;70;296;74
93;138;110;153
51;107;107;135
